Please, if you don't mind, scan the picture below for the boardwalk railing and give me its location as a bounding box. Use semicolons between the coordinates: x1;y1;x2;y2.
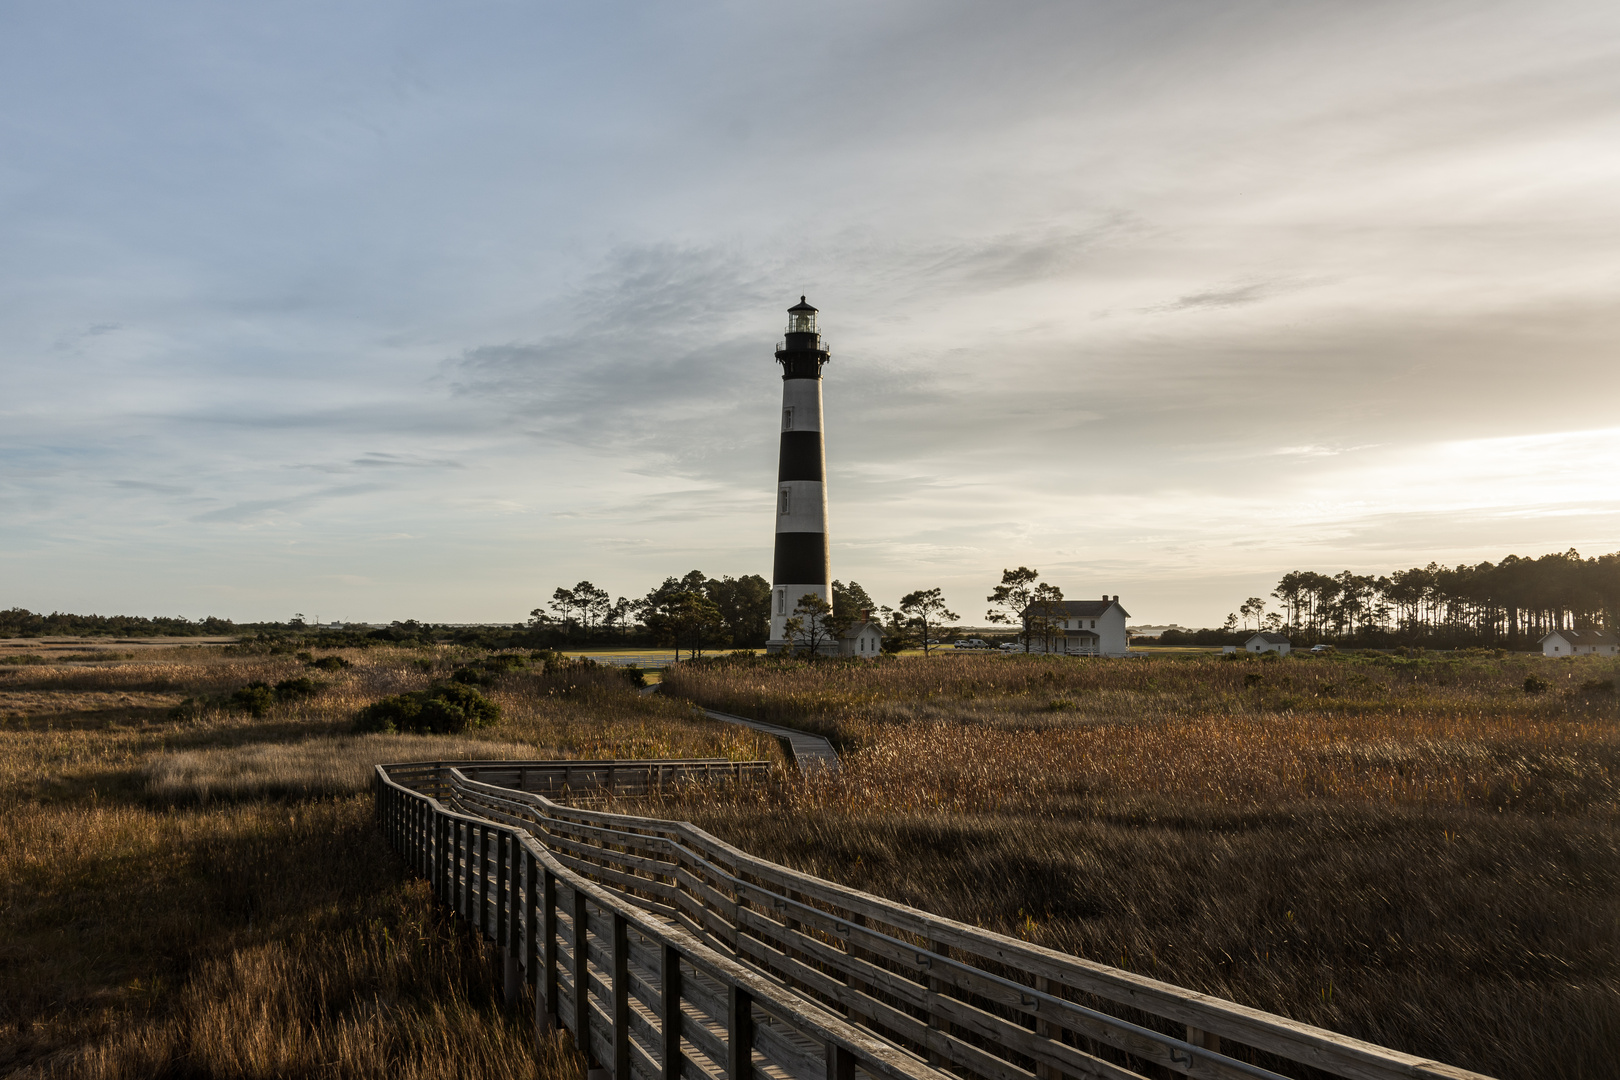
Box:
375;760;1494;1080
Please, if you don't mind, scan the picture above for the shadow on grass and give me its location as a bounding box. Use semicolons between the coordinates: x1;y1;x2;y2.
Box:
1;796;576;1080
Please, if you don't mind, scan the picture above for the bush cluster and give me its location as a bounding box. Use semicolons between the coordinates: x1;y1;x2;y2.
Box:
229;677;324;716
353;683;501;735
167;676;326;720
448;652;532;686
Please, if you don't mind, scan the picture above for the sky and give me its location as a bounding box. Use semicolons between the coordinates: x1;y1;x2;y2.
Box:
3;0;1619;628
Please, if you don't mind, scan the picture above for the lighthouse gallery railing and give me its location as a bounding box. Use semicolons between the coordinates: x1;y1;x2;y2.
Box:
374;759;1494;1080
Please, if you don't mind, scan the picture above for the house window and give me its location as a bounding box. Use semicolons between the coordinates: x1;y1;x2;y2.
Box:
1090;620;1095;628
779;488;791;516
783;407;794;431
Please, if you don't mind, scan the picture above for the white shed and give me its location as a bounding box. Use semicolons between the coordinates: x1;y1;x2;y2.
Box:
1539;629;1619;657
1245;632;1291;656
838;620;885;659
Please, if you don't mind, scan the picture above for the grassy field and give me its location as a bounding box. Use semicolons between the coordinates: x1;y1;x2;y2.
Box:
657;650;1620;1080
0;643;777;1078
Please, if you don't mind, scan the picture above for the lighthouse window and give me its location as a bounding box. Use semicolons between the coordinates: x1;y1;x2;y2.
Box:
782;407;794;431
779;488;791;516
777;589;785;615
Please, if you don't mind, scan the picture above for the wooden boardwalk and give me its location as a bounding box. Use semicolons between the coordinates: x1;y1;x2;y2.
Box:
375;759;1494;1080
641;684;841;773
694;707;840;773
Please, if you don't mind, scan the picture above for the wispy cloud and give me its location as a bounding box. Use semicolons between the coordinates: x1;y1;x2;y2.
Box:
2;0;1618;623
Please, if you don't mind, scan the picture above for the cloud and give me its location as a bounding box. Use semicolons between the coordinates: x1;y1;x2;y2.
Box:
4;0;1620;624
1160;284;1269;311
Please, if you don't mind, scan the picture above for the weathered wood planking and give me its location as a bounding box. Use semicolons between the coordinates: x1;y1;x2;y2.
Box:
376;761;1497;1080
375;761;957;1080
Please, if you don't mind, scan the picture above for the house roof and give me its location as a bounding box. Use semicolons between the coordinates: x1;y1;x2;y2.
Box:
1021;599;1131;618
839;621;884;639
1539;629;1618;645
1248;632;1291;644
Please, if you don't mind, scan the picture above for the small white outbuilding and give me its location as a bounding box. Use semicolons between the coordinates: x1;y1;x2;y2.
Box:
1538;629;1619;657
838;620;885;659
1245;632;1291;656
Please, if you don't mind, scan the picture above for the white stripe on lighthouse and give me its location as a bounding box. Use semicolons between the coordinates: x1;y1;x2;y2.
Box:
780;379;823;432
775;480;827;533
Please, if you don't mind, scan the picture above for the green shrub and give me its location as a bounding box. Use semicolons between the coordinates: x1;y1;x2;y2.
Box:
306;655;351;671
353;682;501;735
222;677;327;716
229;682;278;716
1524;675;1551;695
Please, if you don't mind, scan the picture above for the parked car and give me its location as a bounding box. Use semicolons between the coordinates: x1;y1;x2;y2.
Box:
1309;644;1335;654
953;638;992;650
1000;642;1022;652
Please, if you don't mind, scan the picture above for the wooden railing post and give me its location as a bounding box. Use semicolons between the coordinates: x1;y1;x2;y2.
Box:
460;829;473;919
825;1043;856;1080
503;834;519;1008
496;832;507;942
462;823;474;921
661;943;683;1080
1035;975;1054;1080
522;848;538;998
573;887;591;1047
436;813;448;904
479;825;491;938
541;867;559;1033
727;985;754;1080
613;913;631;1080
926;938;950;1066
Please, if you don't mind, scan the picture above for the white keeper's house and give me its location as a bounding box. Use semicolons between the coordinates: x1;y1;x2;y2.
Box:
1020;596;1131;657
1538;629;1619;657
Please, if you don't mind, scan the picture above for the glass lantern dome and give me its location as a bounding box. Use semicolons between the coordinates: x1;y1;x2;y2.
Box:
786;296;818;335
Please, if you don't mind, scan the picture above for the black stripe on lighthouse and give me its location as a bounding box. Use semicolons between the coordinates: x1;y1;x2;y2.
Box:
777;431;824;482
773;532;829;585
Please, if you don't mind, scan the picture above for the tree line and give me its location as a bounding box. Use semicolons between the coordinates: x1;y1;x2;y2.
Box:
537;572;1007;657
1;609;242;637
1195;548;1620;649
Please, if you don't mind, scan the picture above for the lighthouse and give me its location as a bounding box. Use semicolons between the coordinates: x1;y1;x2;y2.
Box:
767;297;833;653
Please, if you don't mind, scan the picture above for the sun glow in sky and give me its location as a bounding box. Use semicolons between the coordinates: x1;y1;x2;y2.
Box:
3;1;1619;627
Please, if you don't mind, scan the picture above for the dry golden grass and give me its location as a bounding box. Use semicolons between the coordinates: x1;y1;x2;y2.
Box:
0;643;769;1078
652;652;1620;1080
145;733;540;802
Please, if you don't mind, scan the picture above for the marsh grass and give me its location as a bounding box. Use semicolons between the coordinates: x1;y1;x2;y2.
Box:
145;733;541;803
0;643;769;1077
652;652;1620;1080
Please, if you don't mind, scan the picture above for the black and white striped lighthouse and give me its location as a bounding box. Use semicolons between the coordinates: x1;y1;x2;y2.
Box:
768;297;832;652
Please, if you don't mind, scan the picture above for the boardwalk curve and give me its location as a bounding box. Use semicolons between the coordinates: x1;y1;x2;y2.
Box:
374;758;1494;1080
642;682;840;773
